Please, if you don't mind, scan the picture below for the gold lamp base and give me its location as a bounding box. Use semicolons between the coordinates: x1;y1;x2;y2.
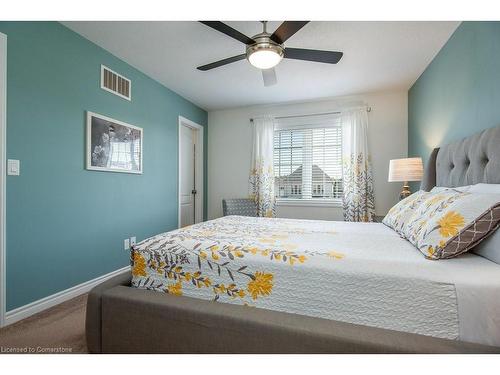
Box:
399;182;412;201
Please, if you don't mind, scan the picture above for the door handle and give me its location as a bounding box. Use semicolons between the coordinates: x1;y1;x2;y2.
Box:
192;189;197;195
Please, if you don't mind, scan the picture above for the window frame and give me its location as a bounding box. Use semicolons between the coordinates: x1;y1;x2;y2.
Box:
273;116;343;207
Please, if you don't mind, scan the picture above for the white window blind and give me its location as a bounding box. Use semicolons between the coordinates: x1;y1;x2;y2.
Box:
273;115;343;200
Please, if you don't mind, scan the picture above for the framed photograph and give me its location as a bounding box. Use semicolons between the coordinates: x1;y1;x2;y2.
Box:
86;111;143;174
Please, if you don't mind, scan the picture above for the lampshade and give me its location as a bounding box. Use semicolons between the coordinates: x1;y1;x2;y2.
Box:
388;157;423;182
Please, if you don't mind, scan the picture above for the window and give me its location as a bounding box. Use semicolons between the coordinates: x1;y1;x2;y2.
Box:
108;139;141;170
273;116;343;201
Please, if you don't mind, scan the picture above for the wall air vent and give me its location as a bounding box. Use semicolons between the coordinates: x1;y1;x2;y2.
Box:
101;65;131;101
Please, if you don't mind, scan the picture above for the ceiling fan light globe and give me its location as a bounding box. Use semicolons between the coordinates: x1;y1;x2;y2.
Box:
248;49;283;70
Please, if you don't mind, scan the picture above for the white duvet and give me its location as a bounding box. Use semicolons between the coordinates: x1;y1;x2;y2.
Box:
131;216;500;347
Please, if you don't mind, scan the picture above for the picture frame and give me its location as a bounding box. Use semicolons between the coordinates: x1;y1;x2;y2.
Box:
86;111;143;174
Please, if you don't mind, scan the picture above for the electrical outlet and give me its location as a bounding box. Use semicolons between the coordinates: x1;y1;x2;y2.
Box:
124;238;130;250
130;236;136;246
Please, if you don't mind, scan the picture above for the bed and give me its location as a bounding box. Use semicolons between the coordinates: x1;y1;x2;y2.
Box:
86;125;500;353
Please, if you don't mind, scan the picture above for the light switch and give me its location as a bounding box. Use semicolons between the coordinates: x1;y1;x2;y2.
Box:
124;238;130;250
7;159;20;176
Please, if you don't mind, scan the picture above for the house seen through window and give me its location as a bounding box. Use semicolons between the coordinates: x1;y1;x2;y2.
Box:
273;116;343;201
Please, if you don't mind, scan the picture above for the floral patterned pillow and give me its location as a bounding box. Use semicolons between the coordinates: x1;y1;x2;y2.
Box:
402;190;500;259
382;190;430;235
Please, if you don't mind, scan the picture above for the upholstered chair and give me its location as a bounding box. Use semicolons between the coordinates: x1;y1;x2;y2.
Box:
222;199;257;217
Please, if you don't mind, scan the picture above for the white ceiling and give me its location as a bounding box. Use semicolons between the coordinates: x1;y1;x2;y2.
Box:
62;21;459;111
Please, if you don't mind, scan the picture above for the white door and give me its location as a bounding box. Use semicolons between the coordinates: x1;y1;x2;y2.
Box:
179;124;196;227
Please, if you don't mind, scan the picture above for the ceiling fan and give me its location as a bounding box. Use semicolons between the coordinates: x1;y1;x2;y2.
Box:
197;21;343;87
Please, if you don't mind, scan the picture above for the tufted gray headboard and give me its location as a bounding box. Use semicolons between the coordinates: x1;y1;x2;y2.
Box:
421;126;500;191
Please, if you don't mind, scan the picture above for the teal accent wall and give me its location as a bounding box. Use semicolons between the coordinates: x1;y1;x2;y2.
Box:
409;22;500;167
0;22;207;310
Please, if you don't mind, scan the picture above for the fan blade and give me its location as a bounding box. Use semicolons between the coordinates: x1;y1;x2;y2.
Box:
284;48;343;64
262;68;277;87
270;21;309;44
199;21;255;45
197;54;246;71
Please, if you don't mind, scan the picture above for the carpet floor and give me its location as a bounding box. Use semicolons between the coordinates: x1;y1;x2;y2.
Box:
0;294;88;354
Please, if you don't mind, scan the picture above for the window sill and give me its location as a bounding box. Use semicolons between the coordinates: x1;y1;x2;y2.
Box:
276;199;343;208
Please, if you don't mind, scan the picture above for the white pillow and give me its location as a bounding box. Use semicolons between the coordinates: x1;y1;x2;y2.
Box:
469;183;500;194
472;227;500;264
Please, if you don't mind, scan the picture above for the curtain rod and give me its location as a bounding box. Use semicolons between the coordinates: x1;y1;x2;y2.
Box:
249;106;371;122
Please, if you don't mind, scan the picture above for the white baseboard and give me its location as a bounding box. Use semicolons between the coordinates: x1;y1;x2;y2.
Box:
3;266;129;326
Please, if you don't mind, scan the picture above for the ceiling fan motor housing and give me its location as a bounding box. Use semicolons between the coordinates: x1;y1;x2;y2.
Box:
246;33;285;68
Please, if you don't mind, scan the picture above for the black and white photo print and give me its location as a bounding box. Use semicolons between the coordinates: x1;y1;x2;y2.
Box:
86;111;143;174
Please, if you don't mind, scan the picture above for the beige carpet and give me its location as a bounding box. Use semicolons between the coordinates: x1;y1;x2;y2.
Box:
0;294;88;354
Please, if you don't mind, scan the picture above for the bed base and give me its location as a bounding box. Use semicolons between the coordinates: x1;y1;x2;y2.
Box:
85;272;499;354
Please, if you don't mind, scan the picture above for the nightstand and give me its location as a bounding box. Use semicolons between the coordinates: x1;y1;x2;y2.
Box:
373;215;385;223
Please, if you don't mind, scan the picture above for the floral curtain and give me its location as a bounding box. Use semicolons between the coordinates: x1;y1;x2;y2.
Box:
341;108;375;222
249;117;276;217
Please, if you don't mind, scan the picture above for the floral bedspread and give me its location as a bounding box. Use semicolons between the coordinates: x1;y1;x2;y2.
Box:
130;215;466;340
131;215;343;304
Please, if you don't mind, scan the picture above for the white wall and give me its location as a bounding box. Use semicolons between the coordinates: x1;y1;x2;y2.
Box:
208;90;408;220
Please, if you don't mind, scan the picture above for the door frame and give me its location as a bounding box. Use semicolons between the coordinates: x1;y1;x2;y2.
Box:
0;32;7;327
178;116;203;228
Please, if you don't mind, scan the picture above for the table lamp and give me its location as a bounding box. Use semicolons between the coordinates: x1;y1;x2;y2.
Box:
388;157;423;200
